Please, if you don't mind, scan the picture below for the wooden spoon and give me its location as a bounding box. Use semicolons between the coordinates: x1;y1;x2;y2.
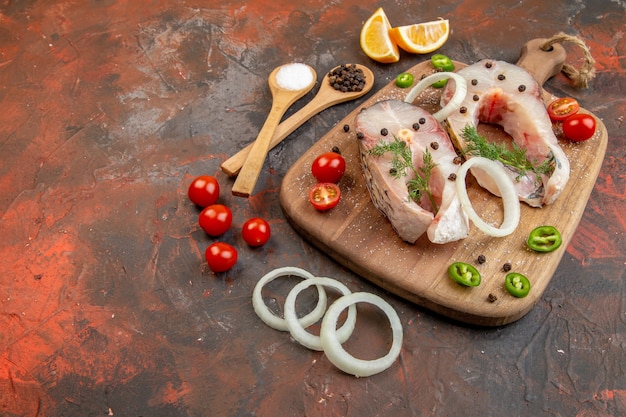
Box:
232;63;317;198
221;64;374;178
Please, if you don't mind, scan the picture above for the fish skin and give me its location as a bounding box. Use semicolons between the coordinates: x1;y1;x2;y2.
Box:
441;59;570;207
355;99;469;244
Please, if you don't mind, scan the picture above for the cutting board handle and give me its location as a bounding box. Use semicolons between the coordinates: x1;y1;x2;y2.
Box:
516;38;567;86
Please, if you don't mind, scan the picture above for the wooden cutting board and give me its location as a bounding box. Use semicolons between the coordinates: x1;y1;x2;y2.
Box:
279;39;608;326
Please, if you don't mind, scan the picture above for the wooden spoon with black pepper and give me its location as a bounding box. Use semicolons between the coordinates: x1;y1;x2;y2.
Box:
221;64;375;178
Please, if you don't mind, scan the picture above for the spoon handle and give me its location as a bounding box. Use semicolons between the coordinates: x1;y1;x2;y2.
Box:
222;93;338;177
231;98;288;197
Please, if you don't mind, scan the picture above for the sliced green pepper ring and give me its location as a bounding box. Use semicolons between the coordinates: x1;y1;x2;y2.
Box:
448;262;481;287
431;79;448;88
505;273;531;298
431;54;455;71
396;72;414;88
431;54;455;88
527;225;562;253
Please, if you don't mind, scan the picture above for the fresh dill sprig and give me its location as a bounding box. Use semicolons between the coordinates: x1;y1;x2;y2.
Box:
460;125;554;181
369;135;439;213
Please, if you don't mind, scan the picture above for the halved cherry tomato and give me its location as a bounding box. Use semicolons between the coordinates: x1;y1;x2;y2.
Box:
242;217;271;247
311;152;346;183
309;183;341;211
188;175;220;207
563;113;596;142
199;204;232;236
205;242;238;272
547;97;580;121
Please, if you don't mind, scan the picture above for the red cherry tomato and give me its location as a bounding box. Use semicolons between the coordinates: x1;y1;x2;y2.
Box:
242;217;271;246
311;152;346;183
309;183;341;211
547;97;580;122
188;175;220;207
199;204;232;236
205;242;238;272
562;113;596;142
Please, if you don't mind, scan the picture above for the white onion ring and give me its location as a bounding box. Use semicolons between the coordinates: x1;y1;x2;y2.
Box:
320;292;403;378
284;277;357;351
404;72;467;122
455;157;521;237
252;267;327;331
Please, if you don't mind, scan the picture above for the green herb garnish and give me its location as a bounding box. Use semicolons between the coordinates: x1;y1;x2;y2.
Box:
461;125;554;181
369;136;439;213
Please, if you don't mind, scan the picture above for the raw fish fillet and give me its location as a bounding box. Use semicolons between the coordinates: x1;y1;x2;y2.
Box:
441;59;570;207
355;99;469;244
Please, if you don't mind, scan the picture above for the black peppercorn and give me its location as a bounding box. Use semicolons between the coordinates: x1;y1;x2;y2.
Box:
380;128;388;136
419;117;426;125
485;62;493;68
430;141;439;150
448;173;457;181
497;74;506;81
460;106;467;113
471;79;478;86
356;132;364;140
477;254;486;264
328;64;366;92
412;123;420;131
502;262;512;272
332;146;340;154
453;156;462;165
343;124;350;132
473;94;480;101
518;84;526;92
488;293;498;303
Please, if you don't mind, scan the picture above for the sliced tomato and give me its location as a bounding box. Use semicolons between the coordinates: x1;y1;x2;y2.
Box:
311;151;346;183
547;97;580;121
562;113;596;142
309;183;341;211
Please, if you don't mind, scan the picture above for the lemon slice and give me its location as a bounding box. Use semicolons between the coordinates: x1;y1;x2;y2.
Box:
360;8;400;63
389;19;450;54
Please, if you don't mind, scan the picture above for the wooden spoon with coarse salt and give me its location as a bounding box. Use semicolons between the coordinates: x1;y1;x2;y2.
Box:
222;64;374;180
232;63;317;198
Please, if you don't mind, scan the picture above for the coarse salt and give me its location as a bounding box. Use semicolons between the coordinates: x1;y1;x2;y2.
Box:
275;63;314;91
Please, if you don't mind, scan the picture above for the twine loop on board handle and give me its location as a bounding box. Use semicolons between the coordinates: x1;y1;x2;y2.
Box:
540;32;596;88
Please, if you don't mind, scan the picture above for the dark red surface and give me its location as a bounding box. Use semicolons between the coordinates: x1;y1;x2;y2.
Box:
1;1;624;416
